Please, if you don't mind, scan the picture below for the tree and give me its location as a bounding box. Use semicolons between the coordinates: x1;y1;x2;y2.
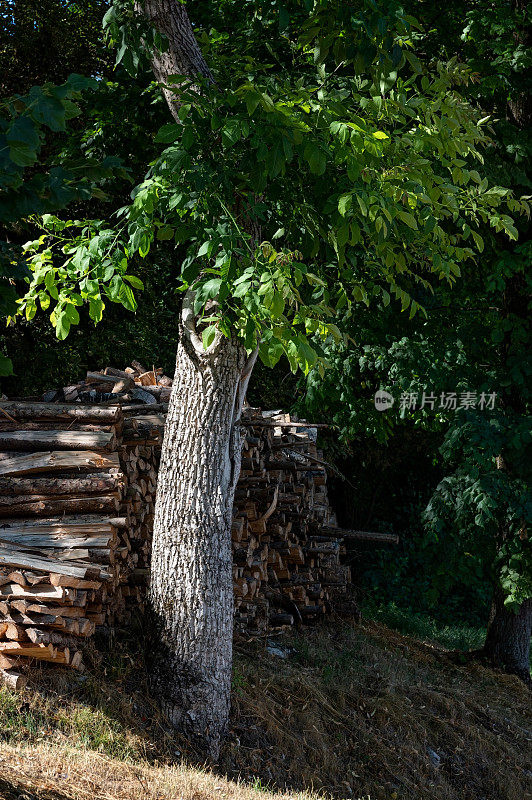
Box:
299;0;532;684
17;0;528;754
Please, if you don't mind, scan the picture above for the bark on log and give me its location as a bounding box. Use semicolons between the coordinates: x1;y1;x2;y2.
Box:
313;526;399;544
0;402;121;423
0;450;120;476
0;430;116;452
0;547;102;579
0;474;122;496
0;495;119;518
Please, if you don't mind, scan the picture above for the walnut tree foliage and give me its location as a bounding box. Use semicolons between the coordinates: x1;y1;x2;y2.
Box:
0;73;127;374
297;0;532;617
16;0;528;379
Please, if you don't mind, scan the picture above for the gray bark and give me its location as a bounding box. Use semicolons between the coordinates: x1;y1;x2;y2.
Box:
148;300;256;756
138;0;213;118
484;589;532;685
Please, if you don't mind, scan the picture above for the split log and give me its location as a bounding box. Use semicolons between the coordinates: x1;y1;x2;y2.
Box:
0;451;120;476
0;668;27;689
0;547;104;579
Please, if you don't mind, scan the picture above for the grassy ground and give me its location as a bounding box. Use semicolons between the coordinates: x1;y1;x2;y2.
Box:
362;602;487;651
0;617;530;800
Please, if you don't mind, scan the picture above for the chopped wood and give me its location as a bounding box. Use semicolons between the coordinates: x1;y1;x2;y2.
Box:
0;402;121;423
0;474;122;497
0;430;116;453
0;547;99;579
0;450;120;476
314;527;399;544
0;668;27;690
0;495;119;517
0;383;359;668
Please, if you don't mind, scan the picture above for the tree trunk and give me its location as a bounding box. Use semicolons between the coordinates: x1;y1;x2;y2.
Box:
138;2;260;755
483;588;532;685
147;297;256;757
137;0;213;119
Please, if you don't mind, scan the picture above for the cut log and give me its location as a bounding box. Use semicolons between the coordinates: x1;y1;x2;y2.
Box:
0;402;121;423
0;474;122;497
49;574;102;590
0;547;102;579
3;622;29;641
314;526;399;544
0;532;112;550
25;628;82;648
0;495;119;518
0;653;25;670
0;430;116;453
0;583;86;605
0;516;121;536
0;451;120;476
0;668;27;690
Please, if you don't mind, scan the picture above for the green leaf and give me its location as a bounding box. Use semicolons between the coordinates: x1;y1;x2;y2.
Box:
338;194;352;217
472;231;484;252
197;241;211;257
157;226;174;241
222;119;242;148
123;275;144;290
259;335;284;368
304;143;326;175
154;123;180;143
245;90;262;116
233;281;251;298
270;292;285;318
55;312;71;340
398;210;418;230
202;324;217;349
65;303;80;325
89;295;104;323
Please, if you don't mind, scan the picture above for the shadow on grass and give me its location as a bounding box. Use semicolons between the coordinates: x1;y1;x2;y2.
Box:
1;615;530;800
0;774;73;800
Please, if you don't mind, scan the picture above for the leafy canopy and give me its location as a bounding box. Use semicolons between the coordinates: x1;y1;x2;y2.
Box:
0;73;124;373
16;0;528;378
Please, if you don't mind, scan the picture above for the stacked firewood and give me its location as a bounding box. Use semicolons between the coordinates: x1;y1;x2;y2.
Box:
111;403;353;632
0;402;131;686
231;409;353;632
0;364;373;685
45;363;173;406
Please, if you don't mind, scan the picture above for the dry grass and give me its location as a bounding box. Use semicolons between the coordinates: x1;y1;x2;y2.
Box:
0;742;322;800
0;618;530;800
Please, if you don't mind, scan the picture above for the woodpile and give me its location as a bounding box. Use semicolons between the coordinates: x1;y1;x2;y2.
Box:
0;402;129;686
0;363;364;684
109;403;354;633
231;409;353;632
44;362;173;406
